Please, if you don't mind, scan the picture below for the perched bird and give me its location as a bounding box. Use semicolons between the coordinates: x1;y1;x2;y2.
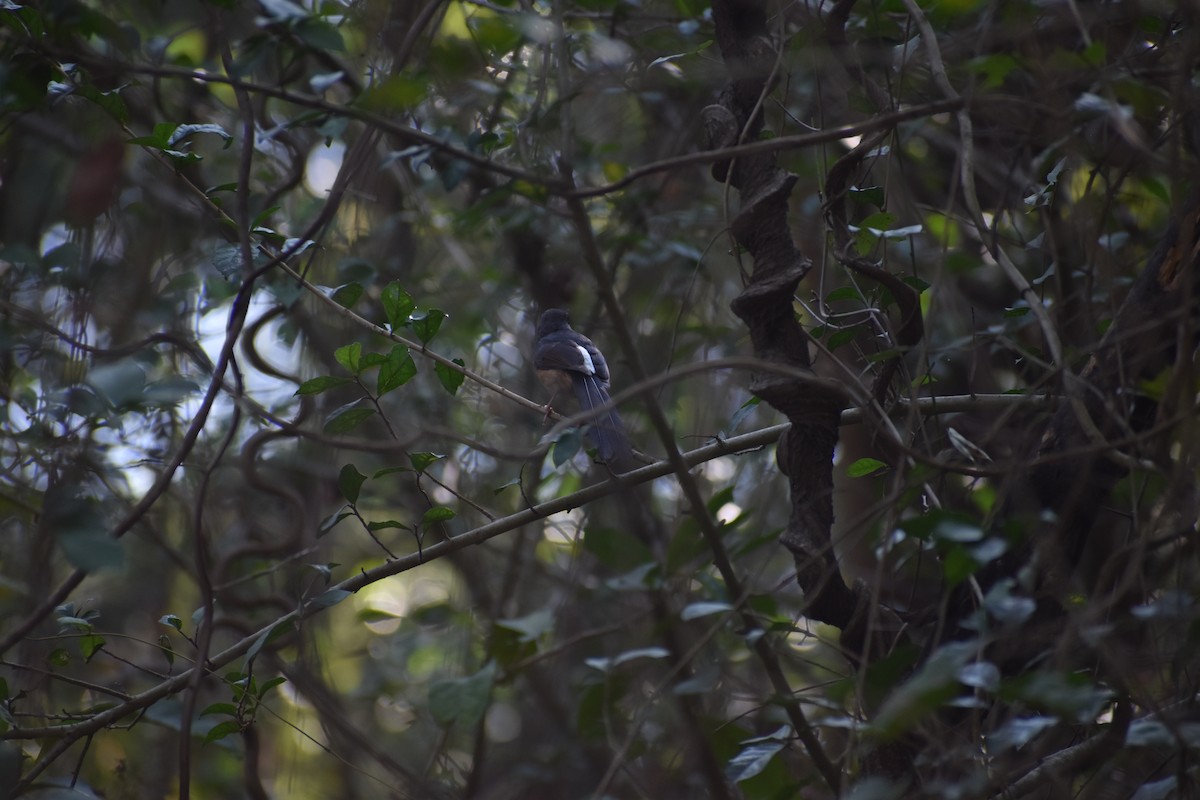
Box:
533;308;631;465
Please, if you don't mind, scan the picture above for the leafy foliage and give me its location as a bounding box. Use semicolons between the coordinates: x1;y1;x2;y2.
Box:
0;0;1197;798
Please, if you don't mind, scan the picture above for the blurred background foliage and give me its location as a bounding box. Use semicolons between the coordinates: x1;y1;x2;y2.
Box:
0;0;1197;798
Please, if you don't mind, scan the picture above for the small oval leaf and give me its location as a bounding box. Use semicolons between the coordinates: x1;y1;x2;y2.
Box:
337;464;367;504
435;358;466;395
333;342;362;374
295;375;353;396
847;457;888;478
381;281;415;330
410;309;446;344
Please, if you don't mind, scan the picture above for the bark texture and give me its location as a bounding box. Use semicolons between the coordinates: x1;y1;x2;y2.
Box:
705;0;861;638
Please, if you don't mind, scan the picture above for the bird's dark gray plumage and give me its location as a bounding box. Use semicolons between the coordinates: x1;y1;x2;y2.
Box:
533;308;631;465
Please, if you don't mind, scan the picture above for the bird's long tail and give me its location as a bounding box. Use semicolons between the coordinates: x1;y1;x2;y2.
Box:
573;376;632;465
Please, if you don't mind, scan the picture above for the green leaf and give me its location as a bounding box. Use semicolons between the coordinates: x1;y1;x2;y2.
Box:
849;184;886;207
366;519;409;532
359;606;402;623
497;608;555;642
372;466;411;478
726;396;759;432
160;614;183;632
428;662;496;729
295;18;344;51
854;230;878;253
826;327;859;350
899;509;980;542
86;358;147;409
333;342;363;373
574;682;615;741
48;494;124;572
381;281;415;329
206;181;239;196
75;82;129;125
1007;671;1112;722
295;375;353;396
58;529;124;571
435;358;466;395
143;377;200;406
200;702;239;718
865;348;903;364
1080;39;1106;67
168;123;232;148
245;620;296;667
871;642;975;740
664;517;708;575
310;588;352;610
128;121;175;149
408;452;445;472
421;506;456;525
847;457;888;477
1141;175;1170;204
377;345;417;396
331;282;363;309
727;738;786;783
826;286;864;303
705;486;735;516
987;716;1058;755
204;719;242;745
439;159;470;192
360;351;388;370
323;402;375;434
337;464;367;504
358;74;429;112
210;243;268;279
159;634;175;668
57;616;94;632
80;634;105;661
469;15;523;55
551;428;582;466
859;211;896;232
409;309;446;344
941;546;977;587
319;507;353;534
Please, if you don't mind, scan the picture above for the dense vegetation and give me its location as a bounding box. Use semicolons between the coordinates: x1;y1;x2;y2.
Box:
1;0;1198;798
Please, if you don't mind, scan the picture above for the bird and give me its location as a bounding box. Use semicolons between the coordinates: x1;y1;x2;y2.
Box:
533;308;632;465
